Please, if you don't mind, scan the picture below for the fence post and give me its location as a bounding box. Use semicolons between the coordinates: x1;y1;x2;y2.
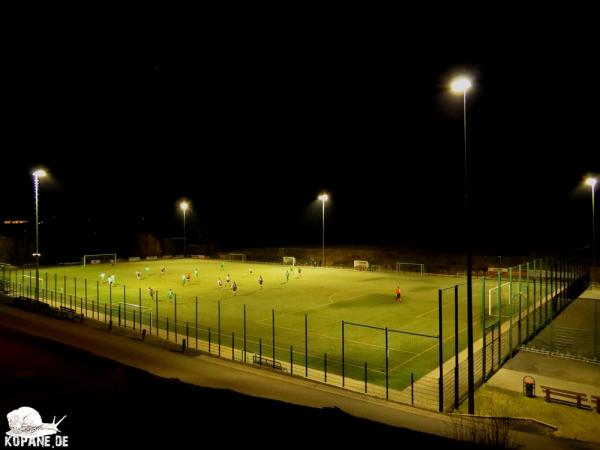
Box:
195;297;198;350
218;300;221;357
509;266;513;358
109;283;112;325
411;372;414;406
208;327;211;354
305;314;308;377
272;309;275;363
324;352;327;383
364;362;367;393
342;320;345;387
156;290;159;335
385;327;389;400
232;332;235;360
290;345;293;375
123;285;126;328
482;275;486;381
454;285;459;410
244;304;247;362
174;293;178;343
438;289;444;412
497;271;502;367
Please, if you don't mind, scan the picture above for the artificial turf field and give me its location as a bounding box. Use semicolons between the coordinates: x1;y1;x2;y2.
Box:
7;259;494;389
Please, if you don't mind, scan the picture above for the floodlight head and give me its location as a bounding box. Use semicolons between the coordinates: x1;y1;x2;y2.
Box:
318;194;329;202
450;77;472;94
586;177;597;188
32;169;47;178
180;201;189;211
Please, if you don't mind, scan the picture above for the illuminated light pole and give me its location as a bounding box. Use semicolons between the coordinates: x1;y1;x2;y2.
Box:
586;177;597;282
318;193;328;267
451;76;474;414
32;169;47;301
180;201;189;258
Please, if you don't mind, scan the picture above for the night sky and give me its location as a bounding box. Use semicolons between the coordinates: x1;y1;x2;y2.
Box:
2;25;599;261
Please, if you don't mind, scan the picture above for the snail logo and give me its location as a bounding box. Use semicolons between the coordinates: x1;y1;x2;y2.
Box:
5;407;68;447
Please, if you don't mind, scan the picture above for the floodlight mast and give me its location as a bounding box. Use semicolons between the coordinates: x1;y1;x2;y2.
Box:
180;201;189;258
451;76;475;415
32;169;47;301
318;193;328;267
586;177;597;283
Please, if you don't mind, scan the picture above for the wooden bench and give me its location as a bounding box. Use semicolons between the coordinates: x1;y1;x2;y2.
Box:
540;385;588;409
252;353;284;372
591;395;600;413
60;306;81;321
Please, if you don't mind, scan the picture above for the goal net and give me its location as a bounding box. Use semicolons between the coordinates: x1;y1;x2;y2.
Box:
228;253;246;262
396;262;424;276
353;260;369;271
283;256;296;265
23;275;43;287
488;282;511;316
83;254;117;266
370;264;382;272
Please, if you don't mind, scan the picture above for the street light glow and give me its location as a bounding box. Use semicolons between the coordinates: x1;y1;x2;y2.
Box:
318;194;329;202
450;77;472;94
586;177;597;188
180;201;189;211
32;169;47;178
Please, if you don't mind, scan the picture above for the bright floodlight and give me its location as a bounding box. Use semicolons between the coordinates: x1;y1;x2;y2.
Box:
586;177;597;188
32;169;47;178
318;194;329;202
180;201;189;211
450;77;472;94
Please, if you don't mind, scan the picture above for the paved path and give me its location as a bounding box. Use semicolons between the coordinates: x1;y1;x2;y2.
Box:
1;298;597;449
488;288;600;397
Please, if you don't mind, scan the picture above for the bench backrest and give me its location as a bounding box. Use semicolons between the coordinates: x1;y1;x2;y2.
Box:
540;386;587;398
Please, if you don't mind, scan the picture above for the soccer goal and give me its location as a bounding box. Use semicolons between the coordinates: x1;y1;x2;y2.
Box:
396;262;424;276
83;254;117;266
370;264;382;272
488;282;511;316
283;256;296;265
354;260;370;271
228;253;246;263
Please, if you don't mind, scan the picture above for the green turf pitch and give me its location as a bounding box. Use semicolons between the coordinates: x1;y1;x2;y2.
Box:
13;259;488;389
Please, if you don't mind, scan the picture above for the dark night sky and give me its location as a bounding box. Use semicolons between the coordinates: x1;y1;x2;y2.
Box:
1;20;599;260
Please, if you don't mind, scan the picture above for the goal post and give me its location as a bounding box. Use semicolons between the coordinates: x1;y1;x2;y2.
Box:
228;253;246;262
488;282;511;316
353;260;369;271
282;256;296;266
396;262;424;276
83;254;117;266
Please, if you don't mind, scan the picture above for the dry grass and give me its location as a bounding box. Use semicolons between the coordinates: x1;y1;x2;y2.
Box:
459;384;600;444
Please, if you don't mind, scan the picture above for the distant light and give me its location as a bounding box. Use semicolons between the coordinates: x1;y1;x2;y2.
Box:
3;220;28;225
586;177;597;188
180;201;189;211
450;77;472;94
318;194;329;202
32;169;47;178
